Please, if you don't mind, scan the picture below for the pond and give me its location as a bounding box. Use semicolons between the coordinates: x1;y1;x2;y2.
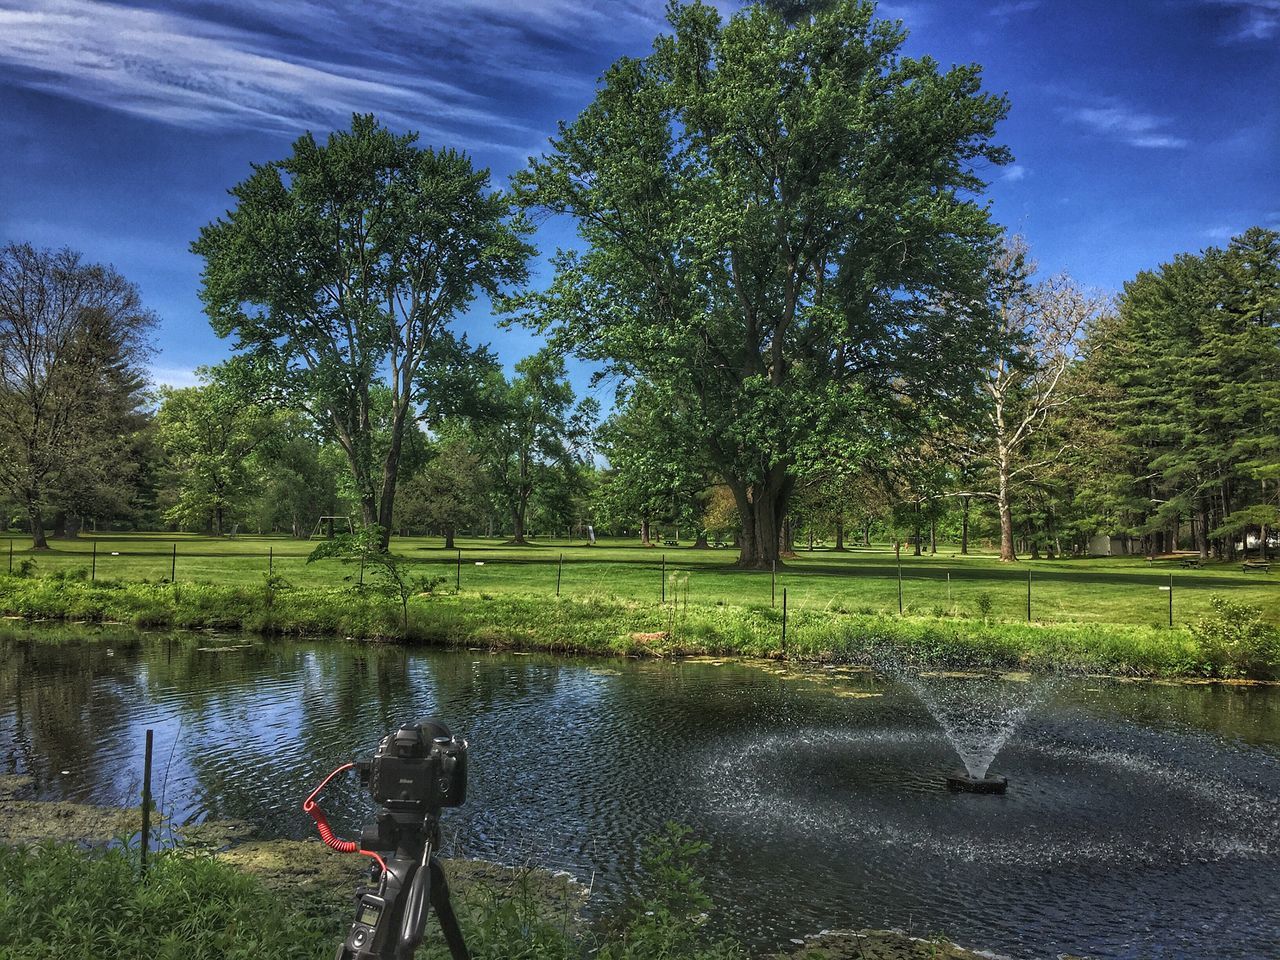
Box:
2;625;1279;959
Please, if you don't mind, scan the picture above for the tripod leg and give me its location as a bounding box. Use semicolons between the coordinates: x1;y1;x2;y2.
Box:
429;858;470;960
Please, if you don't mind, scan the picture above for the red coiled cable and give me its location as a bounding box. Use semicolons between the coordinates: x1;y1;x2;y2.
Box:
303;762;387;875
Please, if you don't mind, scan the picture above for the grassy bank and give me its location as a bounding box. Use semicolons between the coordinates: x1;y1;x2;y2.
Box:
0;836;1009;960
3;572;1276;677
4;532;1277;628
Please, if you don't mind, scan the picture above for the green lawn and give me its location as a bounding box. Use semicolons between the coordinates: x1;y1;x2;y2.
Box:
1;531;1275;628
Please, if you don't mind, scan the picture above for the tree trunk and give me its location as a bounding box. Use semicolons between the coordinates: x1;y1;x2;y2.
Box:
929;516;937;555
862;518;871;547
510;488;531;544
1261;480;1270;561
28;498;48;550
780;515;797;559
912;503;922;557
444;525;456;550
997;455;1016;562
693;529;709;549
833;516;845;551
641;518;651;546
729;475;790;568
960;497;970;555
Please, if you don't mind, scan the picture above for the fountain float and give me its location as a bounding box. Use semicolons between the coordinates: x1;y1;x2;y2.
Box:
892;670;1057;795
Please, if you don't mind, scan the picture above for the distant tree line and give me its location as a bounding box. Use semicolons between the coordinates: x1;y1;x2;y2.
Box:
1;2;1274;563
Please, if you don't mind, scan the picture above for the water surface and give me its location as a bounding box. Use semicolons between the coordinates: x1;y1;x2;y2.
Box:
2;626;1278;959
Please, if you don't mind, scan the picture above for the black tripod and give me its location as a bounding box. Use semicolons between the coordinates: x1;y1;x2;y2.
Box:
335;810;469;960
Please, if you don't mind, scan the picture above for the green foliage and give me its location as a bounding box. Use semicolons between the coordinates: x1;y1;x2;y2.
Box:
307;525;432;628
155;367;278;535
396;430;489;544
1075;227;1280;558
1191;596;1280;678
975;592;994;618
0;828;748;960
0;570;1263;677
193;114;533;546
430;347;595;542
0;243;155;547
511;1;1010;565
596;824;743;960
0;842;331;960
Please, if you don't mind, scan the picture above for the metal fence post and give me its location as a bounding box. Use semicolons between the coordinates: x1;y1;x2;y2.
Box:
171;543;177;583
781;587;788;651
1169;573;1174;627
91;542;97;582
661;554;666;604
771;560;776;607
1027;568;1032;622
557;553;563;597
896;557;903;614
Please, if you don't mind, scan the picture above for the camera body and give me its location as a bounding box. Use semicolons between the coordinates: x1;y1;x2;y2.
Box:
361;719;468;816
337;719;470;960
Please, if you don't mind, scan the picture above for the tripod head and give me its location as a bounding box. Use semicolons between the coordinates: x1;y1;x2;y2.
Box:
304;719;471;960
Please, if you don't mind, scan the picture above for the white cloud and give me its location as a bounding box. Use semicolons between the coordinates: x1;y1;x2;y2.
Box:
1066;104;1189;149
1202;0;1280;40
999;164;1029;182
148;364;201;389
0;0;626;144
989;1;1041;17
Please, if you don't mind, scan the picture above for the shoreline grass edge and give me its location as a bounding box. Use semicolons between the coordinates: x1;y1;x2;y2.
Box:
4;574;1275;679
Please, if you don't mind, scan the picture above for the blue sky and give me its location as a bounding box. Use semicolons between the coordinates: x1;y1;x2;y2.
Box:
0;0;1276;395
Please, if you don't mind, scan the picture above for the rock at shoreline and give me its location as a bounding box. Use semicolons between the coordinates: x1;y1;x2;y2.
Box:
779;930;1090;960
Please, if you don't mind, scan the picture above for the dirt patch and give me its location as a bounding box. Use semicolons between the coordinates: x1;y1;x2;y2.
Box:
204;835;586;929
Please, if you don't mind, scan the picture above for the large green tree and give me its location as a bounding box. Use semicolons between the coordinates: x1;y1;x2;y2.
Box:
0;244;155;548
155;369;277;535
192;114;532;549
395;429;488;548
511;1;1010;566
594;382;709;545
450;348;596;544
1077;227;1280;559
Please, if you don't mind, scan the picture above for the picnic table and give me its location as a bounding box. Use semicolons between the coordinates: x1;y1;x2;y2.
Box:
1147;552;1200;565
1242;559;1272;573
663;539;679;547
1179;556;1203;568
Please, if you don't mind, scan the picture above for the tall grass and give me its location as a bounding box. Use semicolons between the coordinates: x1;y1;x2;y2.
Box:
0;842;332;959
0;828;743;960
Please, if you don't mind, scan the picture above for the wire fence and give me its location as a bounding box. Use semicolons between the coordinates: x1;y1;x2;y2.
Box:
2;534;1275;628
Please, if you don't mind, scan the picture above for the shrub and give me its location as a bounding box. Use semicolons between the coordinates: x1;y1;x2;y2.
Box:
1191;595;1280;679
595;823;744;960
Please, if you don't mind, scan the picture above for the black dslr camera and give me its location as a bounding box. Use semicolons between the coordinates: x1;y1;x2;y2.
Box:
362;719;468;813
308;719;471;960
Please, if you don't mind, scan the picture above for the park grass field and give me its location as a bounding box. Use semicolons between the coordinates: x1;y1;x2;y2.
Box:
1;531;1275;628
